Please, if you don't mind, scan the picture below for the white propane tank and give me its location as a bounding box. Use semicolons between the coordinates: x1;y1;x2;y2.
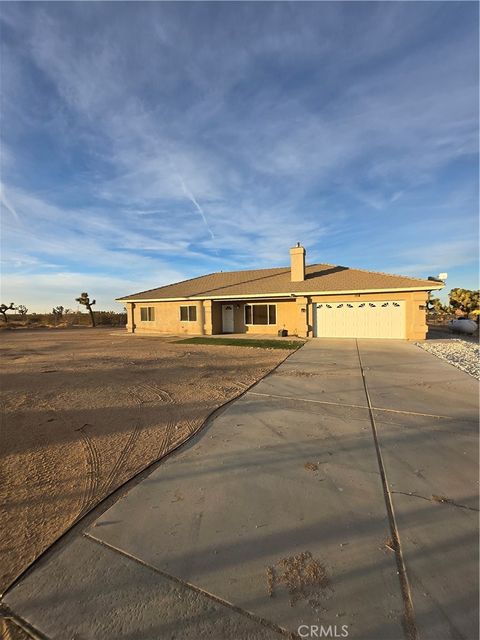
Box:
448;319;478;335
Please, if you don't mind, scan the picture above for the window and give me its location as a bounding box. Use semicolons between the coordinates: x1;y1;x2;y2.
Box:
244;304;276;325
140;307;155;322
180;305;197;322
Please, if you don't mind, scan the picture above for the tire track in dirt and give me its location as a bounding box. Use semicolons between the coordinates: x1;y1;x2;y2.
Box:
100;424;142;496
174;419;199;448
140;382;174;404
77;426;102;516
130;383;174;404
79;384;175;504
157;420;176;459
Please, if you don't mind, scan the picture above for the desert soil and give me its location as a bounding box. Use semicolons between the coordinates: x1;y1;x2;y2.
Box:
0;328;291;599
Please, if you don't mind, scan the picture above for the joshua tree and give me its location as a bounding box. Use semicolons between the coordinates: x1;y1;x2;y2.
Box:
17;304;28;316
52;306;64;326
0;302;16;323
75;292;96;327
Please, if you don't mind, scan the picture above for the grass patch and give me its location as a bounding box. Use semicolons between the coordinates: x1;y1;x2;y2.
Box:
174;337;305;350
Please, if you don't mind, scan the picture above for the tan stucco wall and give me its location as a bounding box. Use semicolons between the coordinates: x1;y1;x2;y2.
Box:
309;291;429;340
230;299;306;336
126;299;306;337
126;290;429;339
129;300;205;335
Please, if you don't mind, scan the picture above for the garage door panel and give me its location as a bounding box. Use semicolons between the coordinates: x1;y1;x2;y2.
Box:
314;301;405;339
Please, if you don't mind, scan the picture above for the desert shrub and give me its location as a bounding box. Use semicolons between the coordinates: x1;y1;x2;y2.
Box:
63;312;83;326
94;311;127;326
3;311;127;328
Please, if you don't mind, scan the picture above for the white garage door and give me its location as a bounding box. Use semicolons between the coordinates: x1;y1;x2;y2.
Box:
314;301;406;339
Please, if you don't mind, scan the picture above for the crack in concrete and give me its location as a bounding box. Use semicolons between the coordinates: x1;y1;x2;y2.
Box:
390;491;479;512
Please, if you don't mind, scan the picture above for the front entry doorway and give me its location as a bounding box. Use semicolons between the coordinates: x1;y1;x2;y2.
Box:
222;304;234;333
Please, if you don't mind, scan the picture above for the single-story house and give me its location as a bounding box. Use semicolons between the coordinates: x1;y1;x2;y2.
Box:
117;244;444;340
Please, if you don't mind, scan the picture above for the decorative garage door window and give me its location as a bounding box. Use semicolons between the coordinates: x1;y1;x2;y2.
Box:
244;304;276;325
317;302;401;309
140;307;155;321
314;300;405;339
180;305;197;322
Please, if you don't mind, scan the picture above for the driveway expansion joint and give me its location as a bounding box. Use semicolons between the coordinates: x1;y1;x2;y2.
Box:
248;391;458;420
355;341;418;640
83;533;290;638
0;603;50;640
390;491;479;512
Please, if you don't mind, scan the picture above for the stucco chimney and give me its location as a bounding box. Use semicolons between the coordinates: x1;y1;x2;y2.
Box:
290;242;306;281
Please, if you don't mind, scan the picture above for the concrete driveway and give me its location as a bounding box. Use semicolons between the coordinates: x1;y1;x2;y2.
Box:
3;340;478;640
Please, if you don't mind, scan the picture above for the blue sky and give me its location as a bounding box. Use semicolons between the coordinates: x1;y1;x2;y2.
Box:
1;1;478;312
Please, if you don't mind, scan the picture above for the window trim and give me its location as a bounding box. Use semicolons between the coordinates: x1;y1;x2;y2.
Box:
244;303;277;326
140;306;155;322
179;305;198;322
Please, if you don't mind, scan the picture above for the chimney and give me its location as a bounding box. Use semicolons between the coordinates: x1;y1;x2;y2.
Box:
290;242;306;281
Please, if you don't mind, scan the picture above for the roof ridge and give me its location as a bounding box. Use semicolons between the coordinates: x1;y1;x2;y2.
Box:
211;265;290;274
192;267;292;297
306;262;336;268
116;270;218;300
343;264;432;283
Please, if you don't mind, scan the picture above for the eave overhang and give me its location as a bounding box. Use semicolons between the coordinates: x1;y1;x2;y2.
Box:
117;282;444;303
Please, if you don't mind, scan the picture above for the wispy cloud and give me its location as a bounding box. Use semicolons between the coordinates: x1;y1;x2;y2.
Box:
0;183;19;220
177;174;215;241
0;2;478;309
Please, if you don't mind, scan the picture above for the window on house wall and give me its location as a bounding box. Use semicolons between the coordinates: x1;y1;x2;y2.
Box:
180;305;197;322
268;305;276;324
140;307;155;321
244;304;277;325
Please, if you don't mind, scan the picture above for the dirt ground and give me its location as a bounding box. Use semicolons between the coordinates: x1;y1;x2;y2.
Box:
0;328;291;599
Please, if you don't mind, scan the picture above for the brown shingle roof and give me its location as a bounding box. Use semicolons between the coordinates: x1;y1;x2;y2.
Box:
118;263;442;301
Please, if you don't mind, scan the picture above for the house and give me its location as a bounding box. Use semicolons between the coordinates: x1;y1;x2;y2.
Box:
117;244;444;340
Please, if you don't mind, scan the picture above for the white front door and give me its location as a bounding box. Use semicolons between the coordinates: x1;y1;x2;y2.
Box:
314;301;406;339
222;304;234;333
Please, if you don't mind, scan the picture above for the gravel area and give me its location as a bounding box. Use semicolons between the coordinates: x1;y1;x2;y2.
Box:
416;338;479;379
